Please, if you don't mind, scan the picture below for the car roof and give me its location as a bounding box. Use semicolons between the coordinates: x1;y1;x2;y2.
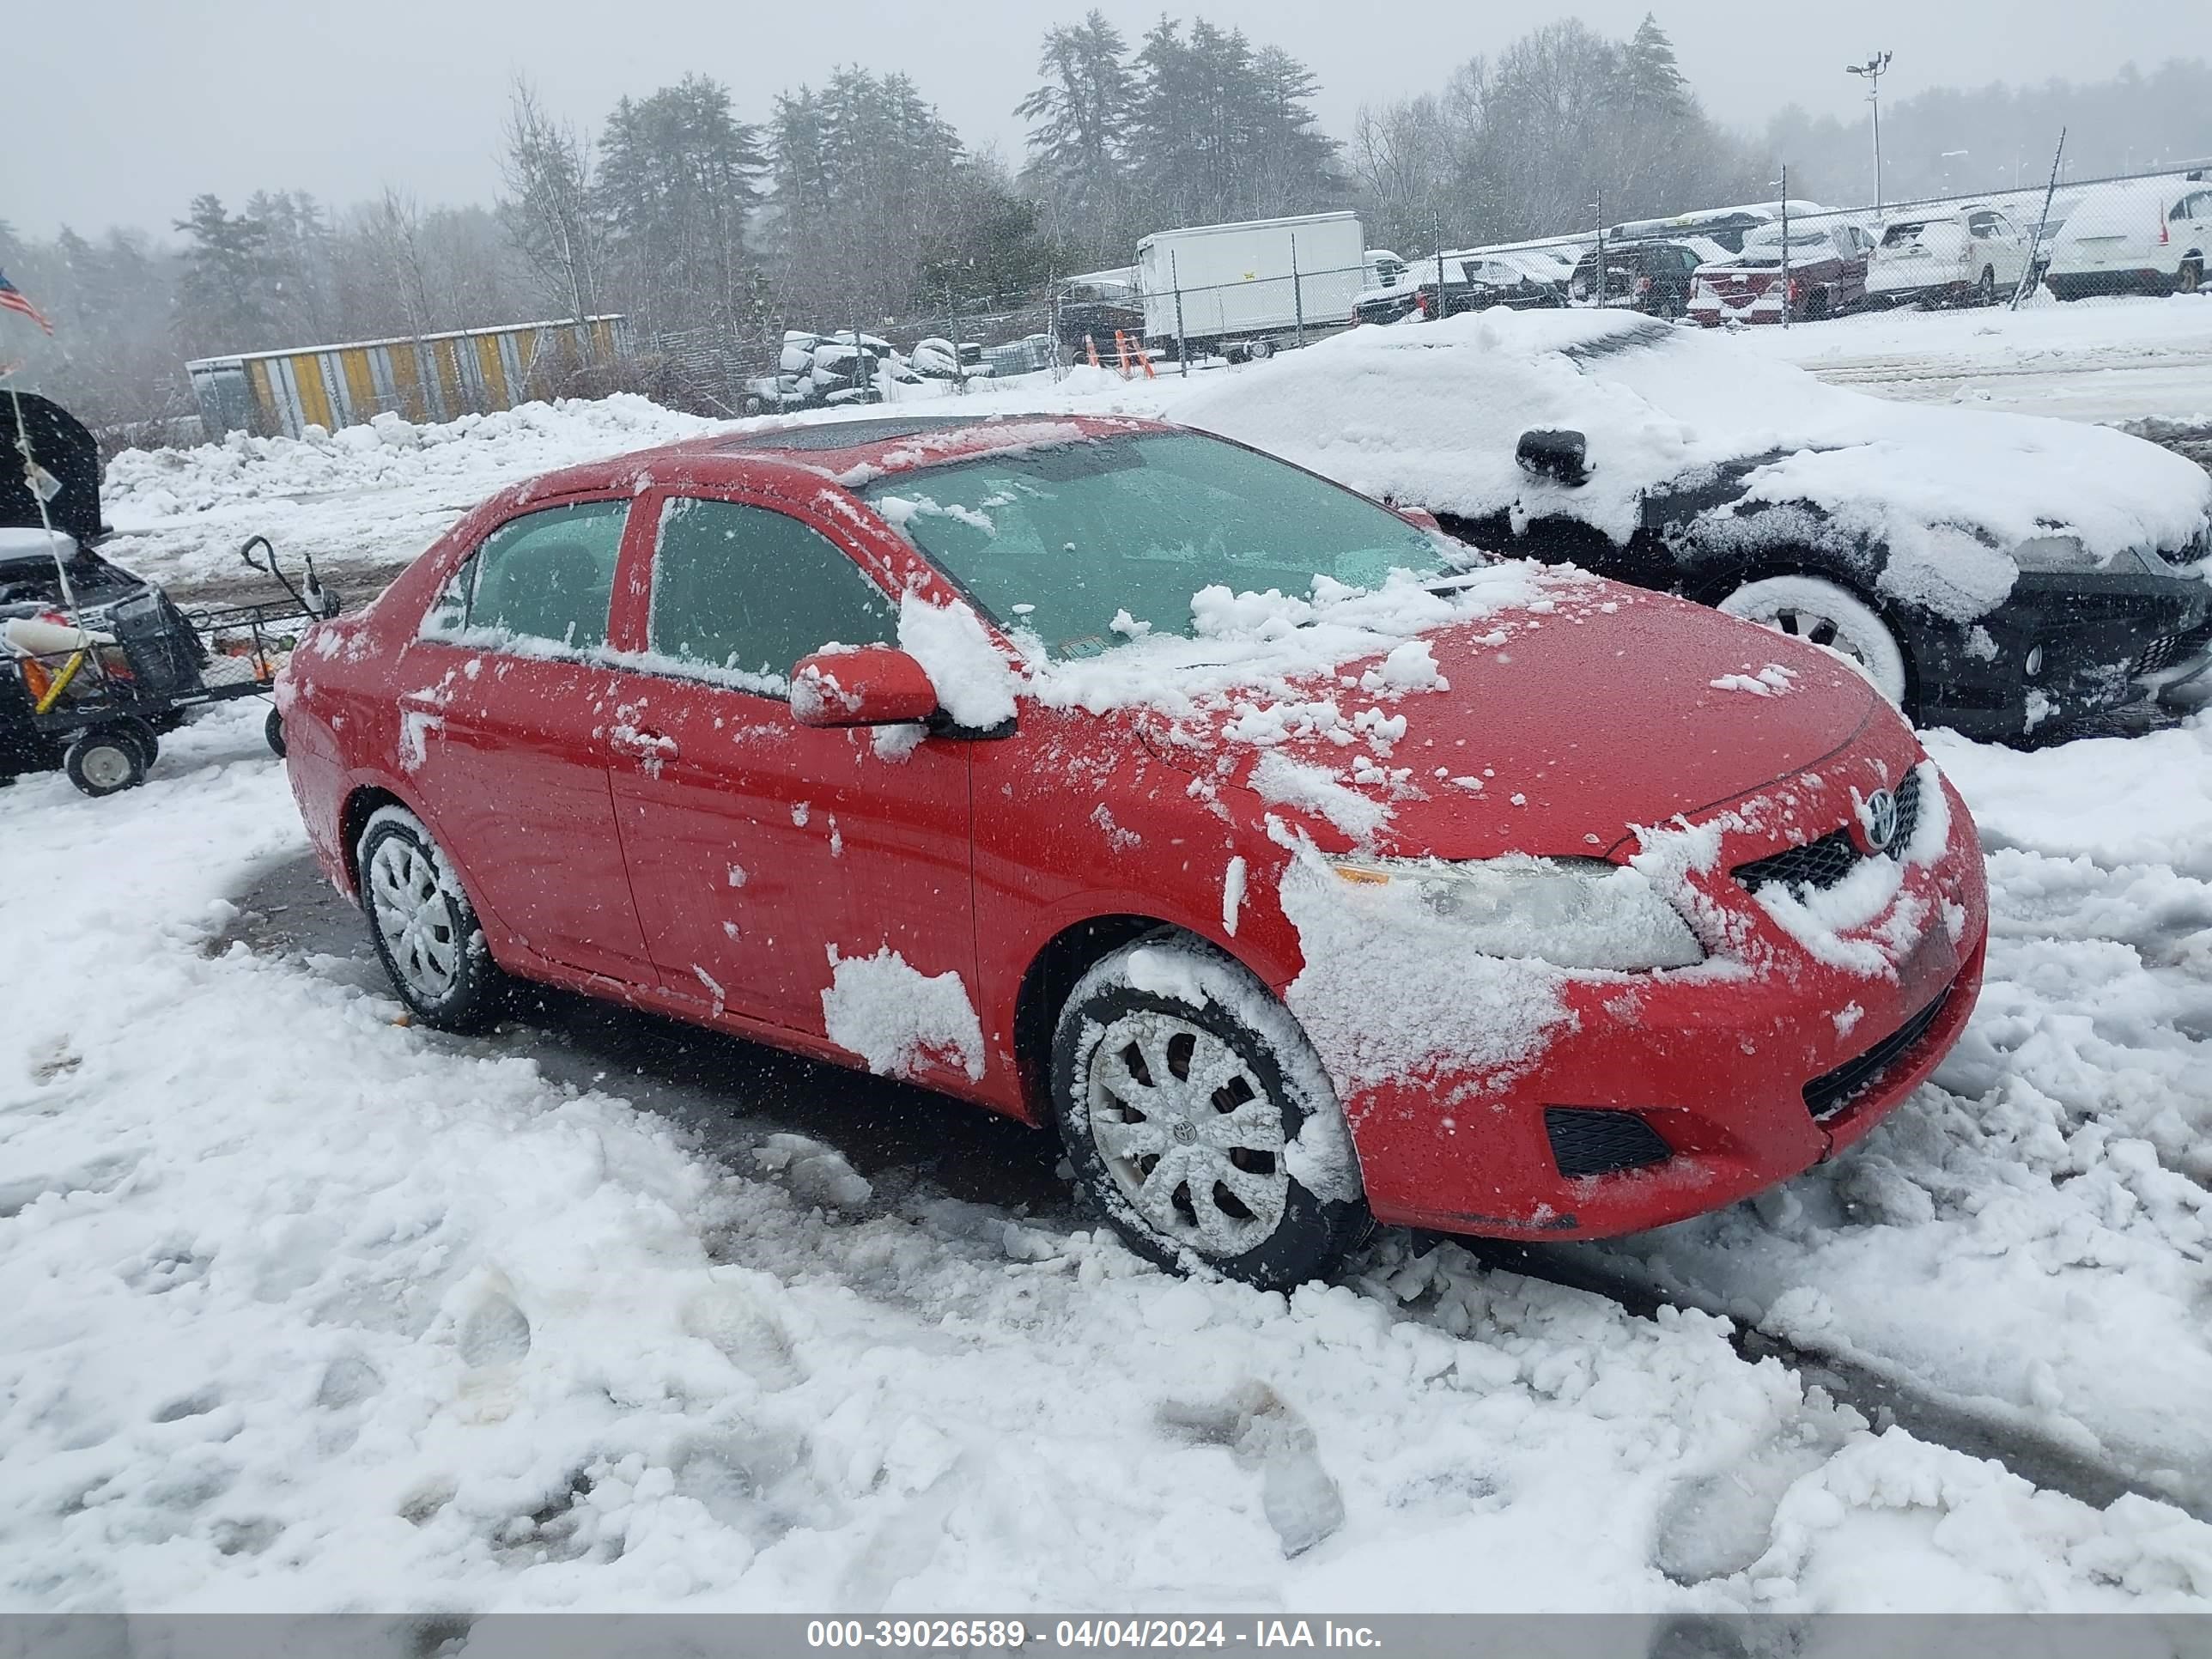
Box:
501;413;1170;508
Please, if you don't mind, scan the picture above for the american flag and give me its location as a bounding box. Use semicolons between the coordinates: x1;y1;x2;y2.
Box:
0;268;54;334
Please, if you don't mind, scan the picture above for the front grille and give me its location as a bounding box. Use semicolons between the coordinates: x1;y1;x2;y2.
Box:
1544;1108;1671;1178
1734;769;1923;897
1802;982;1954;1121
2136;618;2212;677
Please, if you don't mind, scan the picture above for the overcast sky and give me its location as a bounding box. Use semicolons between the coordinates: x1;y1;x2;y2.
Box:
10;1;2209;238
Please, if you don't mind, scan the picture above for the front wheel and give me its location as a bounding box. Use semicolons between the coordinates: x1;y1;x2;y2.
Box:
265;706;286;757
357;805;502;1030
1051;938;1368;1291
2176;258;2204;297
1973;266;1997;307
1717;574;1912;714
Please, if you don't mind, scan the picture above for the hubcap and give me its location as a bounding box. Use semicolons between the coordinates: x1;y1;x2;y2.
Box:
367;836;463;1002
1085;1010;1289;1257
79;743;134;791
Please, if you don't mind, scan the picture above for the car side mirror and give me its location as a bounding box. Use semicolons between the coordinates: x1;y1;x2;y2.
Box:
1516;428;1589;487
789;647;940;728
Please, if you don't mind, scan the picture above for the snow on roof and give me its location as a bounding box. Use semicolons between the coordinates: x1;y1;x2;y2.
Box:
1172;307;2212;619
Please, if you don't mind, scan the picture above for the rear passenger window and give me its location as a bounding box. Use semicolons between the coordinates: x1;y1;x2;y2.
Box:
647;499;894;694
426;501;628;651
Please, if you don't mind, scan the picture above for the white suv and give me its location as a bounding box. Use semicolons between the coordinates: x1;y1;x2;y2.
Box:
2046;176;2209;301
1866;205;2033;307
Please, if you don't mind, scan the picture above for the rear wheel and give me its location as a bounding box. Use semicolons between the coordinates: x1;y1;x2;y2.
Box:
265;706;286;758
1973;266;1997;307
357;805;502;1030
1717;574;1912;713
1051;938;1368;1291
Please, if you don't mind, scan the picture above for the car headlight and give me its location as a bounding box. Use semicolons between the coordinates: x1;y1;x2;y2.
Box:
2013;533;2106;572
1328;854;1705;970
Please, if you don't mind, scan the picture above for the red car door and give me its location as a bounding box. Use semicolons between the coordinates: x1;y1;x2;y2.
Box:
393;495;656;985
600;488;980;1081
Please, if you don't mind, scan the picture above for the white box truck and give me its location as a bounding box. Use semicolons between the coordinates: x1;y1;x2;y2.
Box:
1135;211;1368;360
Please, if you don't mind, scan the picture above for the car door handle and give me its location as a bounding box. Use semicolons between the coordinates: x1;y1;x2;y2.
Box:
610;726;678;761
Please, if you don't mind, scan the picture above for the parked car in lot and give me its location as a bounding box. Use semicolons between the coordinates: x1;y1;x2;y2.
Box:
1865;205;2034;307
1688;222;1876;325
1054;268;1145;356
1570;238;1729;317
1425;253;1571;315
2045;175;2210;301
1176;311;2212;743
285;410;1988;1288
1606;201;1825;255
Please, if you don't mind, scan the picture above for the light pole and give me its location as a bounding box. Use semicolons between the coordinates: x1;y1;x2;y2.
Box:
1847;52;1893;210
1942;149;1969;194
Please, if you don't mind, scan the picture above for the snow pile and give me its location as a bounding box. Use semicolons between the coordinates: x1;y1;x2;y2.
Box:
896;594;1018;730
1275;847;1577;1097
819;946;987;1082
105;397;712;516
1171;307;2212;620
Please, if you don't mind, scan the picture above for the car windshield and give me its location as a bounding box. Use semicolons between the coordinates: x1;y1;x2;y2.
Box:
859;431;1456;658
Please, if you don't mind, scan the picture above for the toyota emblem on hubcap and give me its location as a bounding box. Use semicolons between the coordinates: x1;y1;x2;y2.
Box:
1861;787;1899;854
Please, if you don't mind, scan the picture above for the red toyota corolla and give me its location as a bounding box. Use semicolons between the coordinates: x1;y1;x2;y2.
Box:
281;412;1987;1289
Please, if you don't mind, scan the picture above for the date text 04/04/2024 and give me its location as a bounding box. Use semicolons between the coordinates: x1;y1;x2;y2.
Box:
805;1620;1385;1650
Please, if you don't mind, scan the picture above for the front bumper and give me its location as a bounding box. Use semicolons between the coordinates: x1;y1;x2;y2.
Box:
1341;757;1989;1241
1915;566;2212;740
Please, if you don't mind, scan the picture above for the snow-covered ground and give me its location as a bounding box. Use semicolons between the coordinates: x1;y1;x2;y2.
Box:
9;307;2212;1610
5;700;2212;1612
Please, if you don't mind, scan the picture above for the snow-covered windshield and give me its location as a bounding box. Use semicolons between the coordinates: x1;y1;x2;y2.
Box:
860;433;1457;659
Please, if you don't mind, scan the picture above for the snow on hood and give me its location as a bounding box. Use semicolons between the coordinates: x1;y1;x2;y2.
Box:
1173;309;2212;616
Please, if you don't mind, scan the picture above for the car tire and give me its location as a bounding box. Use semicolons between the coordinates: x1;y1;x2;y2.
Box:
265;706;286;758
1246;337;1275;361
1973;266;1997;307
63;724;151;797
1803;289;1831;321
356;805;502;1030
2176;258;2204;297
1717;574;1912;713
1050;936;1369;1291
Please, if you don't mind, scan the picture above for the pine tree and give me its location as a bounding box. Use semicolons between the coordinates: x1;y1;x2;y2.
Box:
1016;10;1138;259
173;194;275;352
599;75;767;335
1620;14;1691;118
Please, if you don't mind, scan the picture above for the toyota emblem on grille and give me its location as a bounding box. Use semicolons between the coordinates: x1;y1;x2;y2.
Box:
1861;788;1899;854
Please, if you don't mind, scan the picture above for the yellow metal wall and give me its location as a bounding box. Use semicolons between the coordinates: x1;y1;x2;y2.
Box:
213;317;622;439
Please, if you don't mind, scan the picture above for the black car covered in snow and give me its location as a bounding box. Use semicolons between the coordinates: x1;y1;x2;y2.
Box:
1176;311;2212;742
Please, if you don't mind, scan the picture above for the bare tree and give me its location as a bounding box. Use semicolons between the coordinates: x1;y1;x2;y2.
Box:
499;76;601;323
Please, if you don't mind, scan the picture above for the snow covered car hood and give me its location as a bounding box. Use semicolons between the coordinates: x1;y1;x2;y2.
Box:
1123;579;1881;860
1174;309;2212;615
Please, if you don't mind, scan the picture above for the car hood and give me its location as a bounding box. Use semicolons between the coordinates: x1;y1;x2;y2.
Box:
1128;581;1881;860
1173;308;2212;612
